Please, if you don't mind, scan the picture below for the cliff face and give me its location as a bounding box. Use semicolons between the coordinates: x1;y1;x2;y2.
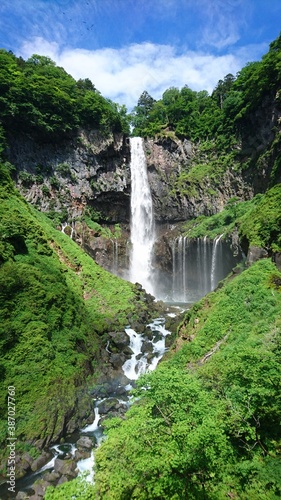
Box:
238;91;281;191
8;129;131;222
144;137;253;222
9;131;254;226
6;89;280;272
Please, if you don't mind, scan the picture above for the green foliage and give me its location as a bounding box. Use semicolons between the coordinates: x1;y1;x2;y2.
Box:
182;185;281;252
239;184;281;250
93;259;281;498
183;196;258;239
0;164;141;467
45;475;96;499
171;141;239;199
131;85;225;142
0;50;130;141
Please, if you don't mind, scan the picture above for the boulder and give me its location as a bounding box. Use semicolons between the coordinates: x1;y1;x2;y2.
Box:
31;452;51;472
108;331;130;348
141;340;154;354
16;492;29;500
75;449;91;461
54;458;78;478
42;471;60;482
246;246;268;265
76;436;93;450
109;352;126;369
98;398;120;415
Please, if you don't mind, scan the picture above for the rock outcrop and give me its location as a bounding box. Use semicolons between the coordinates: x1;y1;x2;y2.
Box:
144;136;254;222
8;129;131;222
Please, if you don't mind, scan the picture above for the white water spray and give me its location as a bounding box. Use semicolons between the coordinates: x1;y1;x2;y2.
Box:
129;137;155;295
210;234;224;290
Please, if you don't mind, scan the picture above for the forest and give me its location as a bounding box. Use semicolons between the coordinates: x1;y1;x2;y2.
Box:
0;32;280;500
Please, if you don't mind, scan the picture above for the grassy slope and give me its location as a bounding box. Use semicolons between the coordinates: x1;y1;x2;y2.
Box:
183;184;281;252
0;163;140;469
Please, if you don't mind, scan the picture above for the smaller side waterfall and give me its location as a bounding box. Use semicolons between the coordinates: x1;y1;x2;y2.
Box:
81;407;100;433
111;239;119;274
170;235;239;302
210;234;224;290
61;222;74;239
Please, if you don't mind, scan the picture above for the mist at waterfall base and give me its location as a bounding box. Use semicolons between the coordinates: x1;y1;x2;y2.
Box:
125;137;241;304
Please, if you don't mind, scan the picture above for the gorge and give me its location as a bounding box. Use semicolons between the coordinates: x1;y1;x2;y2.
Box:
0;36;280;499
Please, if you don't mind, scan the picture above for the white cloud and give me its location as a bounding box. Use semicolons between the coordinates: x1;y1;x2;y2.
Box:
198;0;249;49
19;36;264;109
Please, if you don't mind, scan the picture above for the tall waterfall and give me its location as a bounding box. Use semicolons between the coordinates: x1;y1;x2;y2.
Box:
129;137;155;295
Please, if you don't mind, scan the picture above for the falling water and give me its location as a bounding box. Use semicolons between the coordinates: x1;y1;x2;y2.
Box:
111;239;118;274
129;137;155;295
170;235;237;302
61;222;74;239
210;234;224;290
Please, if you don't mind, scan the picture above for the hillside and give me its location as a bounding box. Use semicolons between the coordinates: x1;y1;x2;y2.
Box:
0;161;159;477
44;258;281;499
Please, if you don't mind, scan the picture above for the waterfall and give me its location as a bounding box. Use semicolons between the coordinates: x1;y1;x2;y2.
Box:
61;222;74;239
210;234;224;290
170;234;234;302
111;239;118;274
129;137;155;295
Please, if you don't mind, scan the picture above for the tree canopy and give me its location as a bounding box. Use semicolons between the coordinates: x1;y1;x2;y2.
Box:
0;50;130;141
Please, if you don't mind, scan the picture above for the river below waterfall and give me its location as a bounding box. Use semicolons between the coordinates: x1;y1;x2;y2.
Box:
3;312;179;499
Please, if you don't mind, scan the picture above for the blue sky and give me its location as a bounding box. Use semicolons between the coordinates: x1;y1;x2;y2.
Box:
0;0;280;109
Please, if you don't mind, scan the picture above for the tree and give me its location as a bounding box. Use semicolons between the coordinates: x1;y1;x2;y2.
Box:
131;91;156;136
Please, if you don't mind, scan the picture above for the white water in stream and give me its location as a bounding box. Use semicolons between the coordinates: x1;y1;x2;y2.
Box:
76;317;171;482
129;137;155;295
122;318;171;380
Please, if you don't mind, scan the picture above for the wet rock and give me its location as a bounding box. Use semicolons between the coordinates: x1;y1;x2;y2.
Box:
98;398;121;415
42;471;60;482
109;352;126;369
57;475;69;485
76;436;94;450
114;385;128;396
75;449;91;461
123;346;134;356
16;492;29;500
108;331;130;348
130;321;146;333
30;452;51;472
147;352;155;362
143;328;154;340
31;479;51;498
141;340;153;354
54;458;78;478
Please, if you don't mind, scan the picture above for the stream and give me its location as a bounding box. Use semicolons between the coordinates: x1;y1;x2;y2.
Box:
5;312;180;499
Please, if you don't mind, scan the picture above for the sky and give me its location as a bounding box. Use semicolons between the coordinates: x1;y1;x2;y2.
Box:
0;0;280;109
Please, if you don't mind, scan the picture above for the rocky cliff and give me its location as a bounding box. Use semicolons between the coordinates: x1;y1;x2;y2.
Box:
144;136;254;222
8;129;131;223
8;131;254;226
6;89;280;275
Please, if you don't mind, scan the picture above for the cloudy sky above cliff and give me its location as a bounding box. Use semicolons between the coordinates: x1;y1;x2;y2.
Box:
0;0;280;109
